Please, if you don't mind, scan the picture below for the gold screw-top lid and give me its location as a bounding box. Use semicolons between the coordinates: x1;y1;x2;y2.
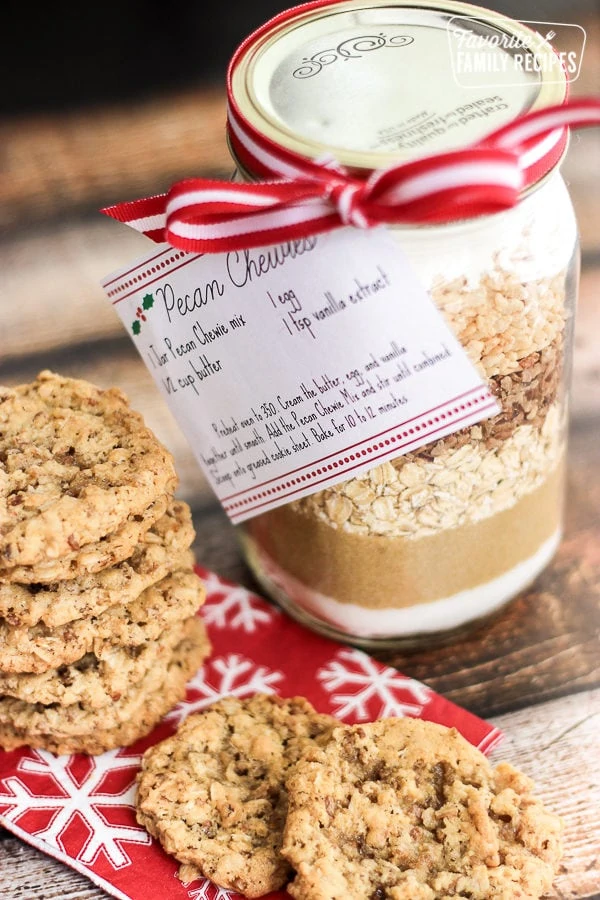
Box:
230;0;568;172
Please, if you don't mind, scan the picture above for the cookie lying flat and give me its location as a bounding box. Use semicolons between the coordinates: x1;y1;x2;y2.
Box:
0;615;193;708
136;695;336;898
0;617;210;755
0;567;203;674
282;718;564;900
0;370;177;570
0;488;170;585
0;500;195;627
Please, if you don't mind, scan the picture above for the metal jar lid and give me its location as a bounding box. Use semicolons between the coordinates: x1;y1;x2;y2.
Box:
228;0;568;181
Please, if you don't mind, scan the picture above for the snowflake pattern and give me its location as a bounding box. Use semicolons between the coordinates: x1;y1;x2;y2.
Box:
186;881;237;900
318;648;432;721
202;573;276;634
0;559;496;900
166;653;283;726
0;748;150;869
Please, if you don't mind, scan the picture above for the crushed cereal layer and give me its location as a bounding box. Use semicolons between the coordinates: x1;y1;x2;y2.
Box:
433;269;567;379
290;404;564;538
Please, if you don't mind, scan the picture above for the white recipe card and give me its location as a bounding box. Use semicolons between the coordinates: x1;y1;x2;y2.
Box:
102;227;499;523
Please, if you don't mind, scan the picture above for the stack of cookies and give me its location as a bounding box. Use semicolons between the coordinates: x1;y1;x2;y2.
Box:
0;370;210;755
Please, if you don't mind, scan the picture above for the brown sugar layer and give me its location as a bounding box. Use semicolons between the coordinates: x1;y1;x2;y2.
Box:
433;267;567;379
246;462;564;610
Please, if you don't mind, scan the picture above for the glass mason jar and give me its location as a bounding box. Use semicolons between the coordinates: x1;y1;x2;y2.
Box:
229;0;578;647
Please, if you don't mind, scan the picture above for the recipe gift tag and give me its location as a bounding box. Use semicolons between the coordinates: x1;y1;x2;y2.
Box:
0;567;503;900
103;227;499;523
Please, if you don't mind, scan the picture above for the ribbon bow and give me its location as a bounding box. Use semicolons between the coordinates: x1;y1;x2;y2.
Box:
102;98;600;253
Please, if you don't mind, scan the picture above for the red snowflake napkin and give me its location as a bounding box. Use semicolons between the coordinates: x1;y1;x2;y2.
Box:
0;567;502;900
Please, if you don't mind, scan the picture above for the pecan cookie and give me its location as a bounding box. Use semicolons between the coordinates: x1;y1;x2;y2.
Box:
0;617;210;756
0;566;204;674
0;494;169;584
136;694;336;898
0;370;177;570
0;615;193;708
0;500;195;627
282;718;564;900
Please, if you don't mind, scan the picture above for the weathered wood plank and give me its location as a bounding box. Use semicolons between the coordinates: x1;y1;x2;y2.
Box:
562;129;600;257
1;689;598;899
0;838;104;899
1;12;597;237
489;689;600;900
1;220;150;362
0;88;232;230
572;264;600;418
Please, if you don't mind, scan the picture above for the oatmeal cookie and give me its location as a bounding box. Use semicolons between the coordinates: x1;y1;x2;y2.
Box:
282;718;563;900
0;617;210;755
136;694;336;898
0;615;193;707
0;500;195;627
0;370;177;569
0;566;204;674
0;494;169;584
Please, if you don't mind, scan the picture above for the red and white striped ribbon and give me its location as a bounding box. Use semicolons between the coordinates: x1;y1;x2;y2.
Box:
101;97;600;253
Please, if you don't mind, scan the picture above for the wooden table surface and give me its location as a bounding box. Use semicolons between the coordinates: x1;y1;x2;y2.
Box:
1;25;599;898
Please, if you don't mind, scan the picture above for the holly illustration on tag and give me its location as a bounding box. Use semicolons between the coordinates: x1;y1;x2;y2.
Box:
131;292;155;335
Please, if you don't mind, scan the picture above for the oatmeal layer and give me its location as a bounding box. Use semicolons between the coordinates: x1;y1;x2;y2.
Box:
288;404;564;539
246;462;563;610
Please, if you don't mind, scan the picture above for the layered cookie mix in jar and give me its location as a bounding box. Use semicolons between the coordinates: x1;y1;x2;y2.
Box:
231;0;579;646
